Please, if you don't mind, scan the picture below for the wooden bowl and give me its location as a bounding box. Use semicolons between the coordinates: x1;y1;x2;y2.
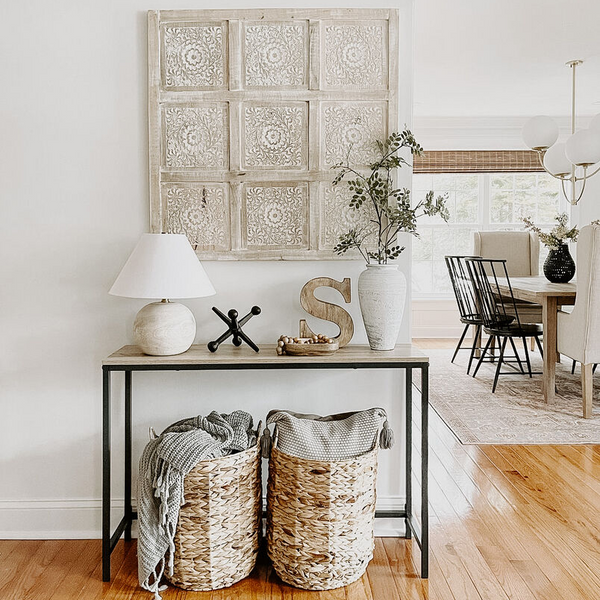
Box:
283;338;339;356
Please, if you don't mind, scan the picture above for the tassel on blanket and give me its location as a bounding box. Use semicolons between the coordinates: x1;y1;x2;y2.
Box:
260;426;272;458
379;420;395;449
144;558;168;600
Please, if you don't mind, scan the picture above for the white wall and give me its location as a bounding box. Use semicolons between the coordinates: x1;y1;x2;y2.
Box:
0;0;414;537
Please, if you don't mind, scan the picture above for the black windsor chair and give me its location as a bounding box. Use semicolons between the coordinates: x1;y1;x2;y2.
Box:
465;257;544;393
445;255;486;375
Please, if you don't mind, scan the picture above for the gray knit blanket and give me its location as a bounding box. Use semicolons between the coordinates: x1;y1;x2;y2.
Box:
138;411;256;599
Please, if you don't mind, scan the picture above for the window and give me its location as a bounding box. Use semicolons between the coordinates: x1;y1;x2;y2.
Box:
412;172;565;297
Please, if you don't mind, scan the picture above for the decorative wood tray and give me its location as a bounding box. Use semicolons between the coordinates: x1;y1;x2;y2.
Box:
280;337;339;356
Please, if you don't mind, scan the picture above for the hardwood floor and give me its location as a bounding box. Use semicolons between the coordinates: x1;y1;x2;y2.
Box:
2;338;599;599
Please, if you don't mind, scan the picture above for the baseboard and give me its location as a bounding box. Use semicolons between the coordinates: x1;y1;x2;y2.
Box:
0;499;125;539
372;496;408;537
412;326;464;338
0;496;407;539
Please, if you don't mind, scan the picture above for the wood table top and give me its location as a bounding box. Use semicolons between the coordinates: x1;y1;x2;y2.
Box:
103;343;428;367
495;276;577;303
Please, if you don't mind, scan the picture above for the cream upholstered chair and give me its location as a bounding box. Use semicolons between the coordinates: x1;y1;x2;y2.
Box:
473;231;539;276
557;224;600;418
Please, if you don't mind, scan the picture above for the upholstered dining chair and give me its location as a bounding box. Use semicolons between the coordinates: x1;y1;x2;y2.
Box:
473;231;539;277
557;224;600;418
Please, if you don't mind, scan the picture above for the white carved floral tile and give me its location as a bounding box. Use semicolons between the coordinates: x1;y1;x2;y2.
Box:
242;103;308;170
242;183;309;249
320;183;377;250
161;23;227;89
150;9;398;259
243;21;308;88
321;102;387;168
162;104;229;169
322;22;387;89
163;183;230;251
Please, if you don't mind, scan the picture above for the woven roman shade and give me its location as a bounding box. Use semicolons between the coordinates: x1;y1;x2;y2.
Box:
413;150;544;174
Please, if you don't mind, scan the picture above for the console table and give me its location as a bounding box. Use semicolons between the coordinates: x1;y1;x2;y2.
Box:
102;344;429;582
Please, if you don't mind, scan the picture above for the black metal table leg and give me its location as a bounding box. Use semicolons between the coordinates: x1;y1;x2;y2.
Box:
405;368;412;539
421;363;429;578
102;367;111;582
124;371;132;541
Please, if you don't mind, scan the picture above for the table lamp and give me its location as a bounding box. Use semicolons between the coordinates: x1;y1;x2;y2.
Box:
109;233;216;356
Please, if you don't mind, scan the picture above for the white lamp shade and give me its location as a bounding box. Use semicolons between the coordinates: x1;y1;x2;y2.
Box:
543;142;572;176
590;113;600;134
522;115;559;150
109;233;216;299
565;129;600;166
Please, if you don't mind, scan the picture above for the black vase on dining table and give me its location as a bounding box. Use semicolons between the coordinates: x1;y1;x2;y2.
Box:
543;243;575;283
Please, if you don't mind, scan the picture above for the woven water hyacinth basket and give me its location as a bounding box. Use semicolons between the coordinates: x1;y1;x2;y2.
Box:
266;443;378;590
166;443;261;591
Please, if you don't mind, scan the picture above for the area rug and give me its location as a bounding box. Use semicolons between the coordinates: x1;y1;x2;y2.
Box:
426;348;600;444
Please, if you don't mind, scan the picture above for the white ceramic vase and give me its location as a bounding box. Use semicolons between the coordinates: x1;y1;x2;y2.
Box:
357;264;407;351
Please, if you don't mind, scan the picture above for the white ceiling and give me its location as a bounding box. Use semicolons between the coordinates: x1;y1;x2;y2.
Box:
414;0;600;118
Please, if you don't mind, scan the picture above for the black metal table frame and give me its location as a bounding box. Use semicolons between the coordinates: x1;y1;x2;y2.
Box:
102;360;429;582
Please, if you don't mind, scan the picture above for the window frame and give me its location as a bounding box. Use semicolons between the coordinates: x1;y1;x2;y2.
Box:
411;171;568;299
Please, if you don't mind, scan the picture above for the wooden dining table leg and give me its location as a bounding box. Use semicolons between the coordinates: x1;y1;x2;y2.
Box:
474;324;482;358
542;296;558;403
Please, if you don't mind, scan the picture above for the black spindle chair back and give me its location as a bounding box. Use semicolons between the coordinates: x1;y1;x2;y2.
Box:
444;256;485;373
445;256;480;323
465;258;520;331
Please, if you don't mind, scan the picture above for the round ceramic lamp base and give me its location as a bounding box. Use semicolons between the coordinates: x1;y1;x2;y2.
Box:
133;301;196;356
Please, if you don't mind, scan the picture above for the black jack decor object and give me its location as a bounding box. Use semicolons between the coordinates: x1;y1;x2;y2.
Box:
207;306;261;353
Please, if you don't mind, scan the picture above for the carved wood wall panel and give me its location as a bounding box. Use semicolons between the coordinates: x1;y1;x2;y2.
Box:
149;9;399;260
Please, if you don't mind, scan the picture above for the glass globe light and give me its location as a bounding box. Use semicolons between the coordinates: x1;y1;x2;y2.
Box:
522;116;559;150
543;142;571;176
565;129;600;166
589;113;600;134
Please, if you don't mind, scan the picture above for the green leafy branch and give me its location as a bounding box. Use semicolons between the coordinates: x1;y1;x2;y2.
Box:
332;130;449;264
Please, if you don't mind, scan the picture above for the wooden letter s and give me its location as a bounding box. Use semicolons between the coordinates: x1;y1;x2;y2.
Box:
299;277;354;347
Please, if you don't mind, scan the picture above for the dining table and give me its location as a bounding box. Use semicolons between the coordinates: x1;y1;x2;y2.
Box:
494;276;577;403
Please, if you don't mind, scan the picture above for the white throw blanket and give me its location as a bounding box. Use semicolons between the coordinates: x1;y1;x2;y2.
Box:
263;408;393;460
137;411;256;599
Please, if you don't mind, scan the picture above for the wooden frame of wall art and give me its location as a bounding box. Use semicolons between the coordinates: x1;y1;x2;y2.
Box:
148;8;399;260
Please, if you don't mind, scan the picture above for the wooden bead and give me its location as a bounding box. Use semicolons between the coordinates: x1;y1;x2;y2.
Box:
278;340;284;347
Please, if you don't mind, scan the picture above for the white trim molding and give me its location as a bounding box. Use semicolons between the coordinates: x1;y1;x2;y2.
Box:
0;496;407;539
412;298;462;338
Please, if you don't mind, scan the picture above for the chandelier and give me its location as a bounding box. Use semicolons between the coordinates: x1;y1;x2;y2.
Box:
522;60;600;205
